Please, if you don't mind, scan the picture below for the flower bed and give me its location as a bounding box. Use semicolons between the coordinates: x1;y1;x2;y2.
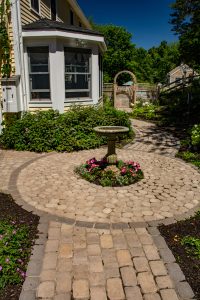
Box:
0;193;39;300
75;157;144;187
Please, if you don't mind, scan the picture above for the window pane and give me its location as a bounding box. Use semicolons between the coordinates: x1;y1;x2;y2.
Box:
51;0;56;20
65;74;89;90
65;49;90;73
28;47;50;101
64;48;91;99
31;92;50;100
31;0;39;12
31;74;50;90
65;92;89;98
30;52;48;73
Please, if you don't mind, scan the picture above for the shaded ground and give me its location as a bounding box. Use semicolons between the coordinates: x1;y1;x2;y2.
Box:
159;213;200;299
0;193;39;300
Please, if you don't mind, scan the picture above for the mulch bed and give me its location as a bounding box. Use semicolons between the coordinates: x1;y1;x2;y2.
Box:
159;213;200;299
0;193;39;300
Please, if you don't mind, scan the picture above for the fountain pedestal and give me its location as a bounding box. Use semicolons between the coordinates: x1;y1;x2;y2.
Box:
94;126;129;164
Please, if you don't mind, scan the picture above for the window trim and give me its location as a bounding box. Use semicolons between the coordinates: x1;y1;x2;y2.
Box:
30;0;41;16
28;46;51;103
64;47;92;101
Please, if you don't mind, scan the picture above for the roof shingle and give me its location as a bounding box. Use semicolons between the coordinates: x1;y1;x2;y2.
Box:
22;18;103;37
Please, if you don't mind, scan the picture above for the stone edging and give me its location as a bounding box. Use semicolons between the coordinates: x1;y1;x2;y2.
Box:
148;227;195;300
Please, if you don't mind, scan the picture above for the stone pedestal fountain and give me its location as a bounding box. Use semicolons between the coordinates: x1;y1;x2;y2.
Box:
94;126;129;164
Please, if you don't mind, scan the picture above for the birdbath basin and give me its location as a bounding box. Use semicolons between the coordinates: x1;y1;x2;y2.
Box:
94;126;129;164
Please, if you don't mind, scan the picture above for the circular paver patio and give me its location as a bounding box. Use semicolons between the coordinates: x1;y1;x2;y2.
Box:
17;147;200;224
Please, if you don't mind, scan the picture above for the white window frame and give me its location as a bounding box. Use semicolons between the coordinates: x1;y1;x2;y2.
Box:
28;46;51;103
64;47;92;101
30;0;41;16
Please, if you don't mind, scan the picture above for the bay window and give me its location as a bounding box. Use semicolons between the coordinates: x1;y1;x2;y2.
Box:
64;48;91;99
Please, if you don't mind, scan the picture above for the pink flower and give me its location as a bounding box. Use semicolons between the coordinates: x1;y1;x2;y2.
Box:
0;266;2;271
121;167;127;175
87;157;97;165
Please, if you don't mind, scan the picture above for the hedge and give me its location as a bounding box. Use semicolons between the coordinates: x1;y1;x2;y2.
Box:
0;105;133;152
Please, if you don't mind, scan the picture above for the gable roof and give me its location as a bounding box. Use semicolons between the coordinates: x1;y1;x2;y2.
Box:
22;19;103;37
168;64;198;76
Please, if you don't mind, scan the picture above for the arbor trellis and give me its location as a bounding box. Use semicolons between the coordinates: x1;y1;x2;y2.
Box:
114;70;137;109
0;0;12;78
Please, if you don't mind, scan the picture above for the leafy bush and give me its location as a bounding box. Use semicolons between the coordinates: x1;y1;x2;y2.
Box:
2;112;21;128
0;106;133;152
181;236;200;258
191;124;200;148
131;103;160;121
0;221;31;289
159;79;200;126
76;157;144;187
177;124;200;168
176;151;200;168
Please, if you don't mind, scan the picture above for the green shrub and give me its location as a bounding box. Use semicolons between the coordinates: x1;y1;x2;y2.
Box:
191;124;200;148
2;112;21;128
131;103;160;121
0;106;133;152
181;236;200;258
159;79;200;126
176;151;200;168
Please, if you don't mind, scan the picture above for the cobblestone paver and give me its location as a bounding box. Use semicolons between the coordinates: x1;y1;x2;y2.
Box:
36;222;180;300
126;119;180;157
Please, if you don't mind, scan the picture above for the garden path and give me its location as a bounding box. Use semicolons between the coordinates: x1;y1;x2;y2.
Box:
0;119;199;300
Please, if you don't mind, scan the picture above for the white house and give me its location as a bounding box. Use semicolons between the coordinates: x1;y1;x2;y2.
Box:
0;0;106;115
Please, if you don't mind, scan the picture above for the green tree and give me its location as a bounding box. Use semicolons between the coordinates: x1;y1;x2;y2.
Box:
129;47;153;83
93;24;135;83
170;0;200;69
148;41;180;83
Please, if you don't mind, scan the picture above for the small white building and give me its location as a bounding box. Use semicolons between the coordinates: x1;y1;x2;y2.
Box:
0;0;106;115
167;63;198;86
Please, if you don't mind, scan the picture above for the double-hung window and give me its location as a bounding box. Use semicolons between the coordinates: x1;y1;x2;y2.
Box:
28;47;51;102
64;48;91;99
31;0;39;13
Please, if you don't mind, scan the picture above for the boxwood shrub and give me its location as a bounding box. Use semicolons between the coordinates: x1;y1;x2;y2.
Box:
0;106;133;152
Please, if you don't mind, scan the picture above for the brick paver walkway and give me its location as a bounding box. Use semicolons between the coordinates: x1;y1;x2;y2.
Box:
0;119;199;300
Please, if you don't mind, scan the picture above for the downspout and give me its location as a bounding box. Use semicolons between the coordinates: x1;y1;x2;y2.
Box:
11;0;27;112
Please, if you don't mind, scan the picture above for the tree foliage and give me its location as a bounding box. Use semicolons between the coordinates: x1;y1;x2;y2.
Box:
148;41;180;83
94;24;135;83
170;0;200;69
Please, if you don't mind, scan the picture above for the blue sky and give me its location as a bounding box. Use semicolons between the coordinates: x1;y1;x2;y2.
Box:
77;0;178;49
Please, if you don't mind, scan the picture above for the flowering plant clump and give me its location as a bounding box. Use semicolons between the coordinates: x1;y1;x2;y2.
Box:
0;220;32;289
75;158;144;187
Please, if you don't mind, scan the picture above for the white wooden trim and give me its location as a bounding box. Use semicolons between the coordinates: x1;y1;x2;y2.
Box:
22;30;107;51
29;0;41;17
